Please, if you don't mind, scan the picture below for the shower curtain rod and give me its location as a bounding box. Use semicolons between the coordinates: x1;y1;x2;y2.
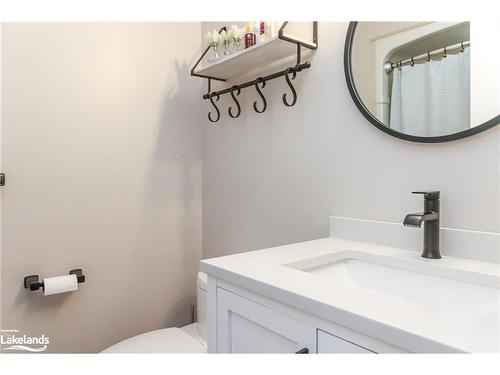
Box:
384;40;470;73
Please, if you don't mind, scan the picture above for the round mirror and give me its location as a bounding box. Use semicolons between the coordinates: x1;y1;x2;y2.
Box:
344;22;500;142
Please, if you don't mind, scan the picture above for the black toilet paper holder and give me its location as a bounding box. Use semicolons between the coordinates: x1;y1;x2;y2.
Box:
24;269;86;291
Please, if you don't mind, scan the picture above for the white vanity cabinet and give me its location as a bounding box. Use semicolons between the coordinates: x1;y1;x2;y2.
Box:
317;330;374;353
208;278;405;354
202;229;500;353
216;287;316;353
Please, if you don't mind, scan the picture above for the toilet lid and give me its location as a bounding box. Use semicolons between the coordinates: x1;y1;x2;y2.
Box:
101;327;206;353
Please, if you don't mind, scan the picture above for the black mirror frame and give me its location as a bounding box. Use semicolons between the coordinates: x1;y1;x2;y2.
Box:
344;22;500;143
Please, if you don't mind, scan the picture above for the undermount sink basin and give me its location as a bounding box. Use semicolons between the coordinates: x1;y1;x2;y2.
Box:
285;250;500;315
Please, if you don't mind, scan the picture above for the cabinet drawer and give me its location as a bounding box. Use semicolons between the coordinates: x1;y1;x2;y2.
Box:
216;287;316;353
317;330;376;353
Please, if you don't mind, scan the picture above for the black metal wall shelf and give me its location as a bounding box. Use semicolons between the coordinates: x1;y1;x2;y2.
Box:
191;22;318;122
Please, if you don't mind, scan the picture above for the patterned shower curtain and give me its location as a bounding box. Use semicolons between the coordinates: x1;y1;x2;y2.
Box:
390;48;470;136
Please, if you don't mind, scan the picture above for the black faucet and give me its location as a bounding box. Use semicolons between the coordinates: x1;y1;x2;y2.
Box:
403;191;441;259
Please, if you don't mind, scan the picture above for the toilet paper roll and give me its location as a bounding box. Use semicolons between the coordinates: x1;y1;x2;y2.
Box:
43;274;78;296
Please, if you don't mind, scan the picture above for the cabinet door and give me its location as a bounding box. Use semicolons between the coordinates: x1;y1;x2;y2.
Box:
216;287;316;353
317;330;376;353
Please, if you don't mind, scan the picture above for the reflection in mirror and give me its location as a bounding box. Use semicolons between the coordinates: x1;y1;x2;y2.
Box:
350;21;499;138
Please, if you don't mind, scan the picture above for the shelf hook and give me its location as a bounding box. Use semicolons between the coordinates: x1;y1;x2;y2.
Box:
253;77;267;113
228;86;241;118
208;93;220;123
282;69;297;107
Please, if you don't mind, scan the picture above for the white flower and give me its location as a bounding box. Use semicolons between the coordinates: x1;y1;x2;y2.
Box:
229;24;244;43
206;29;223;48
226;27;234;41
221;29;232;48
220;30;227;42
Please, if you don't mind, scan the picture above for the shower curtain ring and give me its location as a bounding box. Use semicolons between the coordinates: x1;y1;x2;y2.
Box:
426;51;431;62
410;57;415;67
460;41;465;52
443;46;447;58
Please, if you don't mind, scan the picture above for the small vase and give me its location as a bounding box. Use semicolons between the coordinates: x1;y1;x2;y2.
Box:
232;40;242;53
209;45;221;63
223;42;232;56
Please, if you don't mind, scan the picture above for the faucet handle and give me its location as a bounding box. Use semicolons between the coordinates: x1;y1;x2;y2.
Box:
412;191;440;200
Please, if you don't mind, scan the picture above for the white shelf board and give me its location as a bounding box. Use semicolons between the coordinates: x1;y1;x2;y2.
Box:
195;37;312;81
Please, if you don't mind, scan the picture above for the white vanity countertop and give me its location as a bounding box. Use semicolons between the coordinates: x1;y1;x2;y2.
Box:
200;237;500;353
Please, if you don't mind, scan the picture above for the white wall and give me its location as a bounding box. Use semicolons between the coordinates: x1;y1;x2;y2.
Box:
202;22;500;259
352;21;418;115
1;23;202;353
470;21;500;125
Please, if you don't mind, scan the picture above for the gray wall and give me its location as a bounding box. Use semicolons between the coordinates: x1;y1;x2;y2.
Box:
202;22;500;259
1;23;202;353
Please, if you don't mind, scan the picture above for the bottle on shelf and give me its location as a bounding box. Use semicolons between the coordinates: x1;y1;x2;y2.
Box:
253;22;260;43
259;21;269;42
245;22;256;48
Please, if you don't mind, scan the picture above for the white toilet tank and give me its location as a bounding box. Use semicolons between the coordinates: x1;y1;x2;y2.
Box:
196;271;208;341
